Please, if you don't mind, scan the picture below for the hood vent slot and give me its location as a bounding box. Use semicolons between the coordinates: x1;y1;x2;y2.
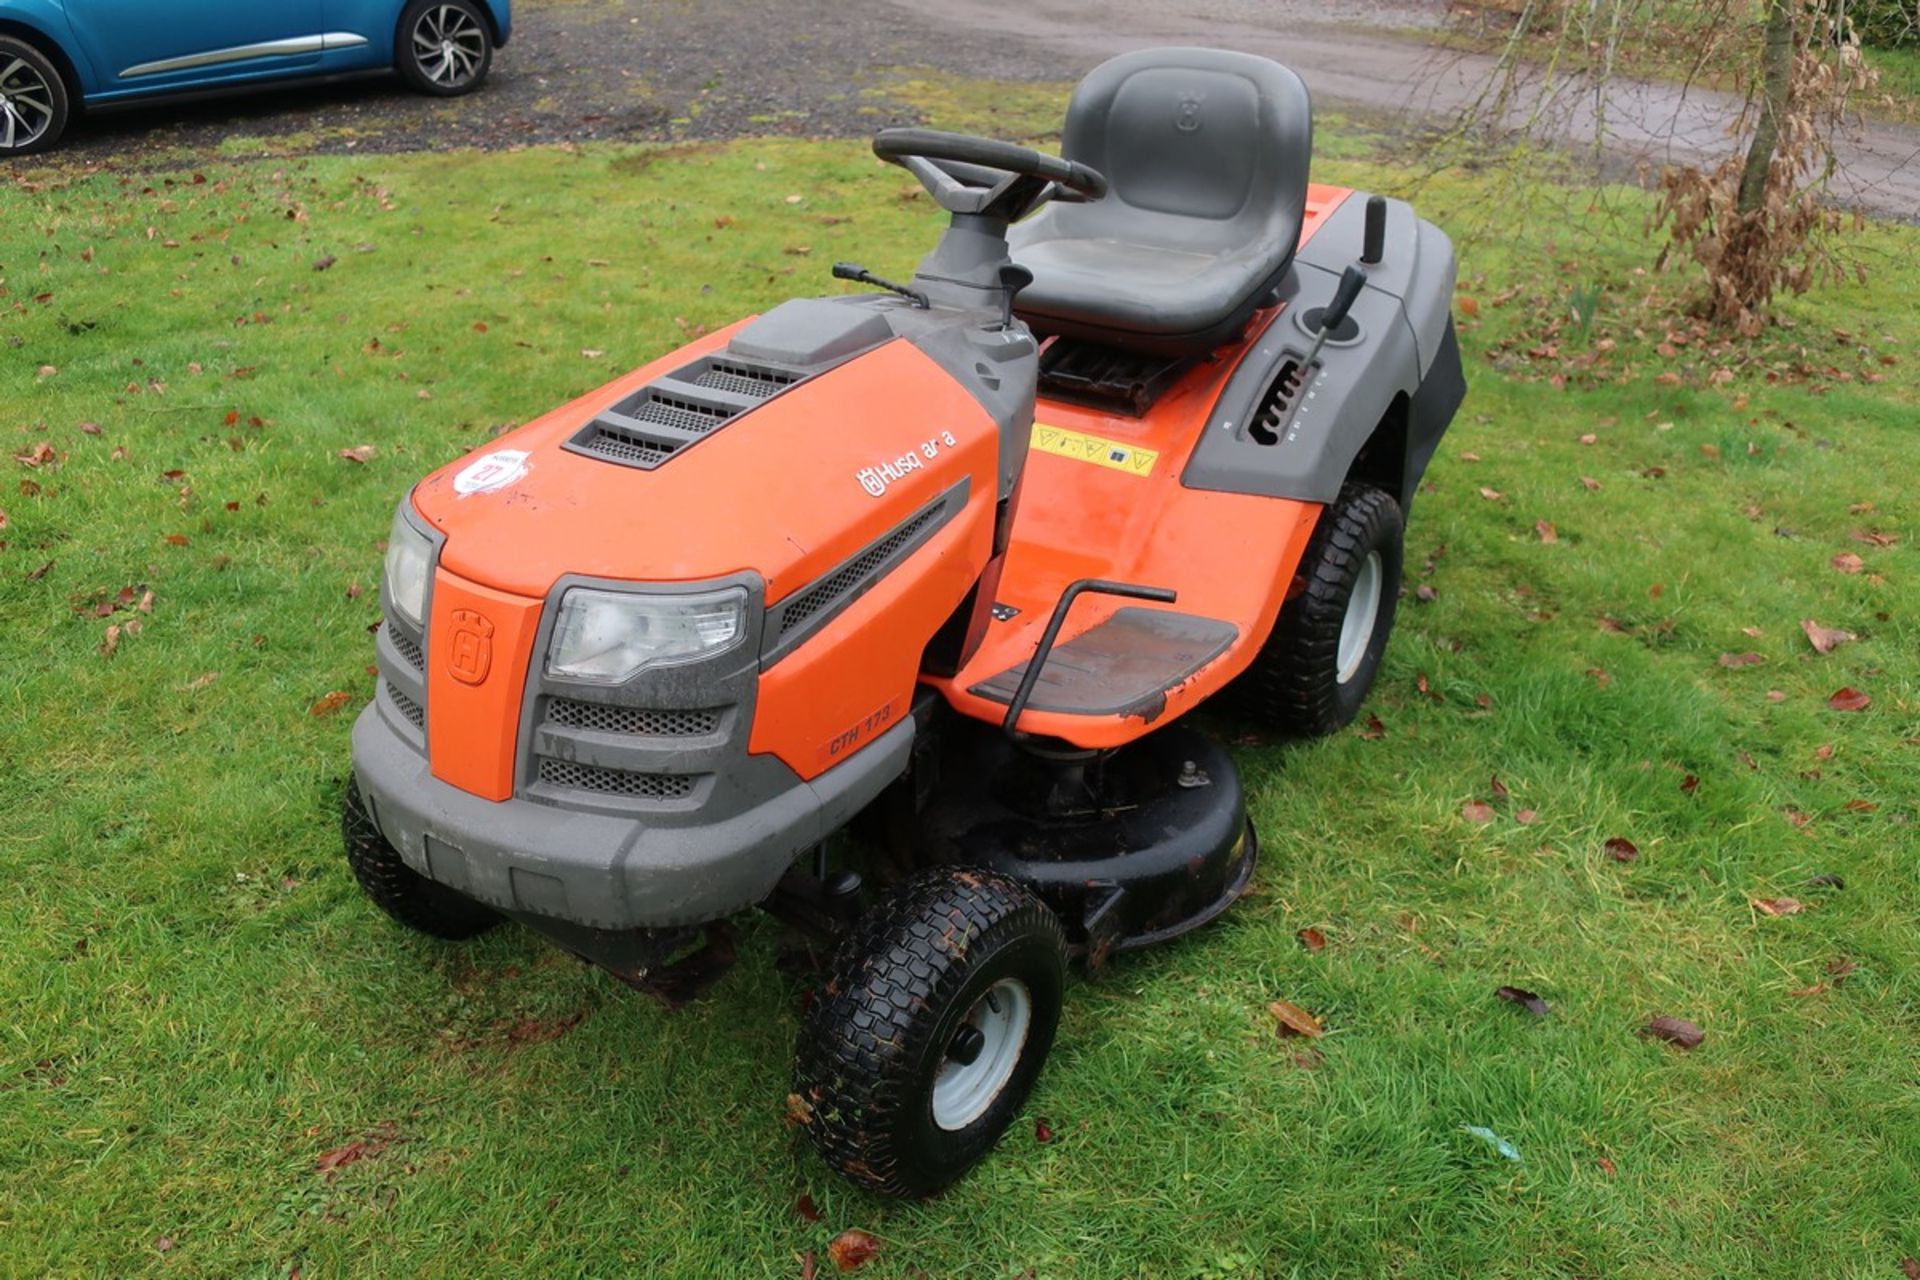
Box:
567;352;807;471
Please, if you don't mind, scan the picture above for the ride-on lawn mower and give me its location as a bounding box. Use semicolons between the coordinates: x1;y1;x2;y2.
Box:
343;47;1464;1195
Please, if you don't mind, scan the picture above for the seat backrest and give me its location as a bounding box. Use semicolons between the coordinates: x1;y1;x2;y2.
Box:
1047;47;1311;269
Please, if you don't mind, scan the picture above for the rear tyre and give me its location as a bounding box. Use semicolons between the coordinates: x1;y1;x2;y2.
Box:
395;0;494;98
792;868;1067;1198
1236;481;1404;737
341;780;499;939
0;38;70;157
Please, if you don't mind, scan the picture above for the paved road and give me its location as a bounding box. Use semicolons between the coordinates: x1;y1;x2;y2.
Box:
21;0;1919;221
880;0;1920;221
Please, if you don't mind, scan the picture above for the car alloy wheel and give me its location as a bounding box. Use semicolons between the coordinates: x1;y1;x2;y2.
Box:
411;4;487;91
0;55;57;152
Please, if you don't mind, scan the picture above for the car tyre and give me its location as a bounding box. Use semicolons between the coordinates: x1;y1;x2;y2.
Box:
791;867;1067;1197
1235;481;1405;737
0;37;70;157
342;780;499;939
395;0;495;98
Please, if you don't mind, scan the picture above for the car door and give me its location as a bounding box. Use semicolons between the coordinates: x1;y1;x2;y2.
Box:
60;0;327;99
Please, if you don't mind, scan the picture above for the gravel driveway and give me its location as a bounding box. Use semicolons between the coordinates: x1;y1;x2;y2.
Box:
23;0;1920;221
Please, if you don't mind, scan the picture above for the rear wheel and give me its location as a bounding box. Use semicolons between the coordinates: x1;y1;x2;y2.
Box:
0;39;69;157
791;868;1066;1197
395;0;494;98
1236;482;1404;737
341;780;499;939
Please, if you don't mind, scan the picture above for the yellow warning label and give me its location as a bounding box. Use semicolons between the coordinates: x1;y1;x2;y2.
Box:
1030;423;1160;477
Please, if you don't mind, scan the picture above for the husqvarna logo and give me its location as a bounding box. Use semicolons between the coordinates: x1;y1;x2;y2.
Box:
446;609;495;686
1175;93;1205;132
856;432;958;497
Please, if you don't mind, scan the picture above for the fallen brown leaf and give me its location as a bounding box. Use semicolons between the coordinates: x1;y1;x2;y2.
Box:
1604;837;1639;863
1826;687;1871;712
1515;808;1538;825
309;691;353;717
1269;1000;1324;1039
1461;801;1496;825
794;1193;822;1223
1752;897;1806;917
1034;1117;1056;1143
1535;520;1558;543
1357;713;1386;741
1297;927;1327;952
1799;619;1854;655
1640;1015;1704;1050
338;445;376;464
1830;552;1864;574
827;1229;882;1273
1579;475;1601;491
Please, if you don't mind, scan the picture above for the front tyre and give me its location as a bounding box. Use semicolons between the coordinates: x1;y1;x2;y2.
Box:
395;0;494;98
1237;481;1405;737
792;868;1067;1198
341;780;499;939
0;38;70;157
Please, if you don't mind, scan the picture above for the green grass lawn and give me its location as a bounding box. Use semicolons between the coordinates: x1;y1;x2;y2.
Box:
2;88;1917;1279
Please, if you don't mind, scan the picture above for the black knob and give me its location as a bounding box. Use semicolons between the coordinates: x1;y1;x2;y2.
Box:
1362;195;1387;265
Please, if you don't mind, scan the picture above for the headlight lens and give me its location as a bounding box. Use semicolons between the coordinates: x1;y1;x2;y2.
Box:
547;587;747;683
383;504;434;630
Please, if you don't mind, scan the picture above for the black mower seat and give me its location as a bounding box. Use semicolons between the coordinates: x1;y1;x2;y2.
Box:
1008;48;1313;358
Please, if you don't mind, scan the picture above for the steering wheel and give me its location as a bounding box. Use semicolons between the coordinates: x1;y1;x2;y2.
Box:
873;128;1108;218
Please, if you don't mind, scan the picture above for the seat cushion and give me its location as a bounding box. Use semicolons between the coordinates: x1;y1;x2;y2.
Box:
1010;234;1281;343
1007;48;1312;356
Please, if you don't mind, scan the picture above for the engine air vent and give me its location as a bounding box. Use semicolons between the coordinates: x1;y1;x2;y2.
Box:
761;480;969;664
566;352;808;471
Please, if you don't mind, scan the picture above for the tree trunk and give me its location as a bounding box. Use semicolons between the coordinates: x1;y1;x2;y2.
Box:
1739;0;1799;214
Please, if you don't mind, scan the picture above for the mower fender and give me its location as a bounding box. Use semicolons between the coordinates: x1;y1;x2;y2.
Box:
350;703;915;930
1182;195;1465;512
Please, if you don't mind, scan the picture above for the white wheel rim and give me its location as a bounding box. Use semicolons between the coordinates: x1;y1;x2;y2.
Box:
0;57;57;151
1336;550;1384;685
931;978;1032;1132
414;5;486;88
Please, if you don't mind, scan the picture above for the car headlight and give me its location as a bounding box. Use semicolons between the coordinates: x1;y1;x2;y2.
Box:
383;503;434;630
547;587;748;683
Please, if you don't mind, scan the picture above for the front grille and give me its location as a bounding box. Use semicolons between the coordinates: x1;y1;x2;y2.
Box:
386;681;425;730
536;757;698;800
694;360;797;399
547;699;719;738
389;626;425;671
779;507;941;637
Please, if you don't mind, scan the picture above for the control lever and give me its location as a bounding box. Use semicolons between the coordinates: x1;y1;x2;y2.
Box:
832;261;929;309
1361;194;1387;265
996;263;1034;331
1301;264;1368;372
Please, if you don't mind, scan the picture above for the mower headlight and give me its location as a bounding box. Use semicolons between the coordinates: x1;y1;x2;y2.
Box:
383;504;434;630
547;587;748;683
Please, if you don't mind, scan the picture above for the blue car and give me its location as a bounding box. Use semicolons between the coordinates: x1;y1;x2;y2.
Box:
0;0;511;155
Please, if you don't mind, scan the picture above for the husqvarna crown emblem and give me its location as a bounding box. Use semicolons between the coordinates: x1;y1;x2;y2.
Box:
447;609;495;686
1175;93;1205;133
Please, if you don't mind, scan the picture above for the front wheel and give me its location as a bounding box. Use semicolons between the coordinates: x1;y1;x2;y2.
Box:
395;0;495;98
341;780;499;939
0;38;70;157
791;868;1067;1198
1236;481;1405;737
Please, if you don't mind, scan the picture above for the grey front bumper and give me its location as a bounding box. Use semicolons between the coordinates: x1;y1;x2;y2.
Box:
350;704;914;930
